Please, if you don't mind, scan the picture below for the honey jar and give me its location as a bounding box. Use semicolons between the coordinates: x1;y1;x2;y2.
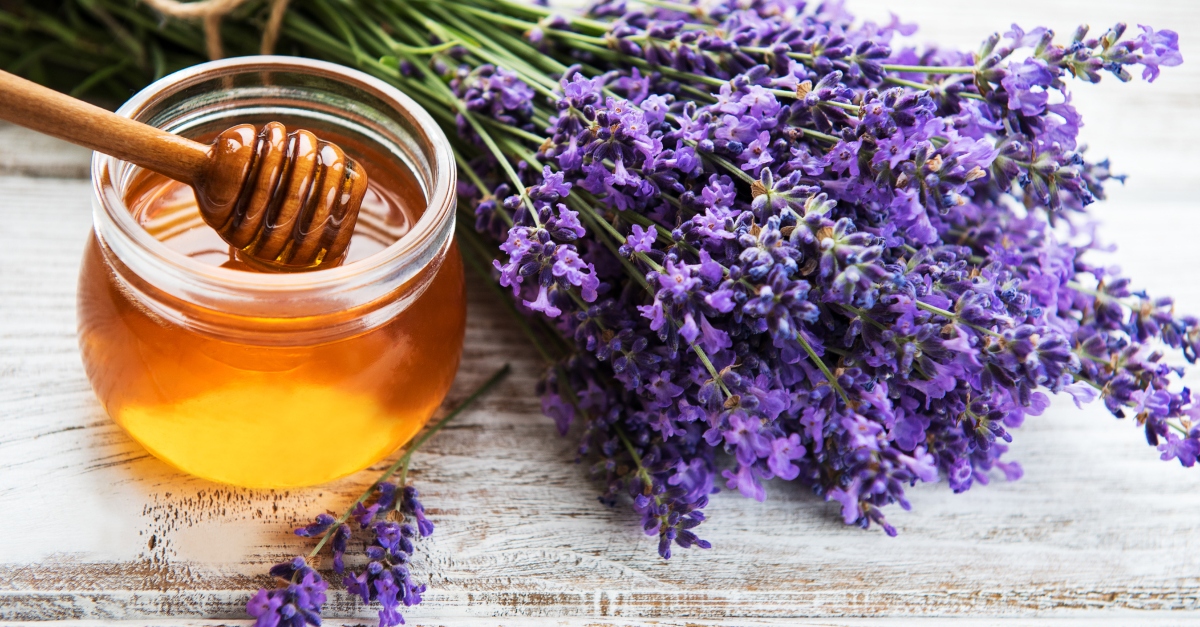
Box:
78;58;464;488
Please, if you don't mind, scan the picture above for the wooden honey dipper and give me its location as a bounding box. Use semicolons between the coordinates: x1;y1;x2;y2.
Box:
0;69;368;270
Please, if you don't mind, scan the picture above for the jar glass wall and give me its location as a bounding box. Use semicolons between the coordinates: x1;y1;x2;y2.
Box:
78;57;464;488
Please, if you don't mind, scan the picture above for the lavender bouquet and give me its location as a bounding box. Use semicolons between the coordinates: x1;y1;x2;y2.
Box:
3;0;1193;624
412;0;1192;549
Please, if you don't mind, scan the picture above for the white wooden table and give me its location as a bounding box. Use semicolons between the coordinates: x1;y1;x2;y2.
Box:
3;1;1200;624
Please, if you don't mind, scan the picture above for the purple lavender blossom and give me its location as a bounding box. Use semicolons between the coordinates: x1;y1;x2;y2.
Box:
624;224;657;254
247;557;327;627
451;64;536;142
279;481;437;627
1135;25;1184;81
428;0;1197;558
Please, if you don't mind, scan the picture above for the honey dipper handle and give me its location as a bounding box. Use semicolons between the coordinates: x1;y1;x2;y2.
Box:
0;69;210;184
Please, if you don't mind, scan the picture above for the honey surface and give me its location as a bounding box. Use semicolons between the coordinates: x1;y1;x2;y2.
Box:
78;131;466;487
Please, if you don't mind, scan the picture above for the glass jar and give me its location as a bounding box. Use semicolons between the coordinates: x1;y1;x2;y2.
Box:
78;57;464;488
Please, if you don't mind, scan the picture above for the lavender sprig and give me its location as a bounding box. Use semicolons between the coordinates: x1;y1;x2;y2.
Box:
250;365;511;627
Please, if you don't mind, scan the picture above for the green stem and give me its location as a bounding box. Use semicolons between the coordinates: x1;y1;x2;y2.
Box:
357;43;536;224
798;128;841;144
460;0;609;34
393;457;415;498
1066;280;1144;310
794;331;854;407
478;0;612;34
572;198;651;292
690;343;733;398
307;364;512;558
614;424;669;529
913;300;1005;339
838;303;887;331
445;2;574;75
421;2;560;94
880;64;977;75
497;133;546;166
454;153;502;219
485;119;546;144
446;3;557;35
740;46;811;61
554;35;723;101
635;0;712;19
884;76;986;100
883;76;936;91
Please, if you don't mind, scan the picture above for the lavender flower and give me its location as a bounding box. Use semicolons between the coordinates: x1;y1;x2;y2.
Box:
247;557;327;627
241;367;510;626
432;0;1191;556
278;479;435;627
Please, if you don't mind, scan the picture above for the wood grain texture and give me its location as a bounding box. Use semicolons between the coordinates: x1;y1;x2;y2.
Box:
4;620;1200;627
3;0;1200;623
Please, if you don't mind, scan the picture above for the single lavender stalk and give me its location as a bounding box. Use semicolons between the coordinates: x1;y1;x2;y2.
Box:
249;365;511;627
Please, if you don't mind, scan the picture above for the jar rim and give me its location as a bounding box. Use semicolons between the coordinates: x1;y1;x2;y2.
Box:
91;55;456;297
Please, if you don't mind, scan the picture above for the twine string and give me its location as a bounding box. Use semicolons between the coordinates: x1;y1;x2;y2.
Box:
141;0;290;59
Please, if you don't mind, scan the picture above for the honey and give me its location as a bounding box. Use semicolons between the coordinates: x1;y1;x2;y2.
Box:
78;59;464;488
124;131;419;272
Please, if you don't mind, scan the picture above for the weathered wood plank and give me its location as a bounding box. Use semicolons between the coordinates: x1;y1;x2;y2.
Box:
4;620;1200;627
0;123;91;179
2;0;1200;622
